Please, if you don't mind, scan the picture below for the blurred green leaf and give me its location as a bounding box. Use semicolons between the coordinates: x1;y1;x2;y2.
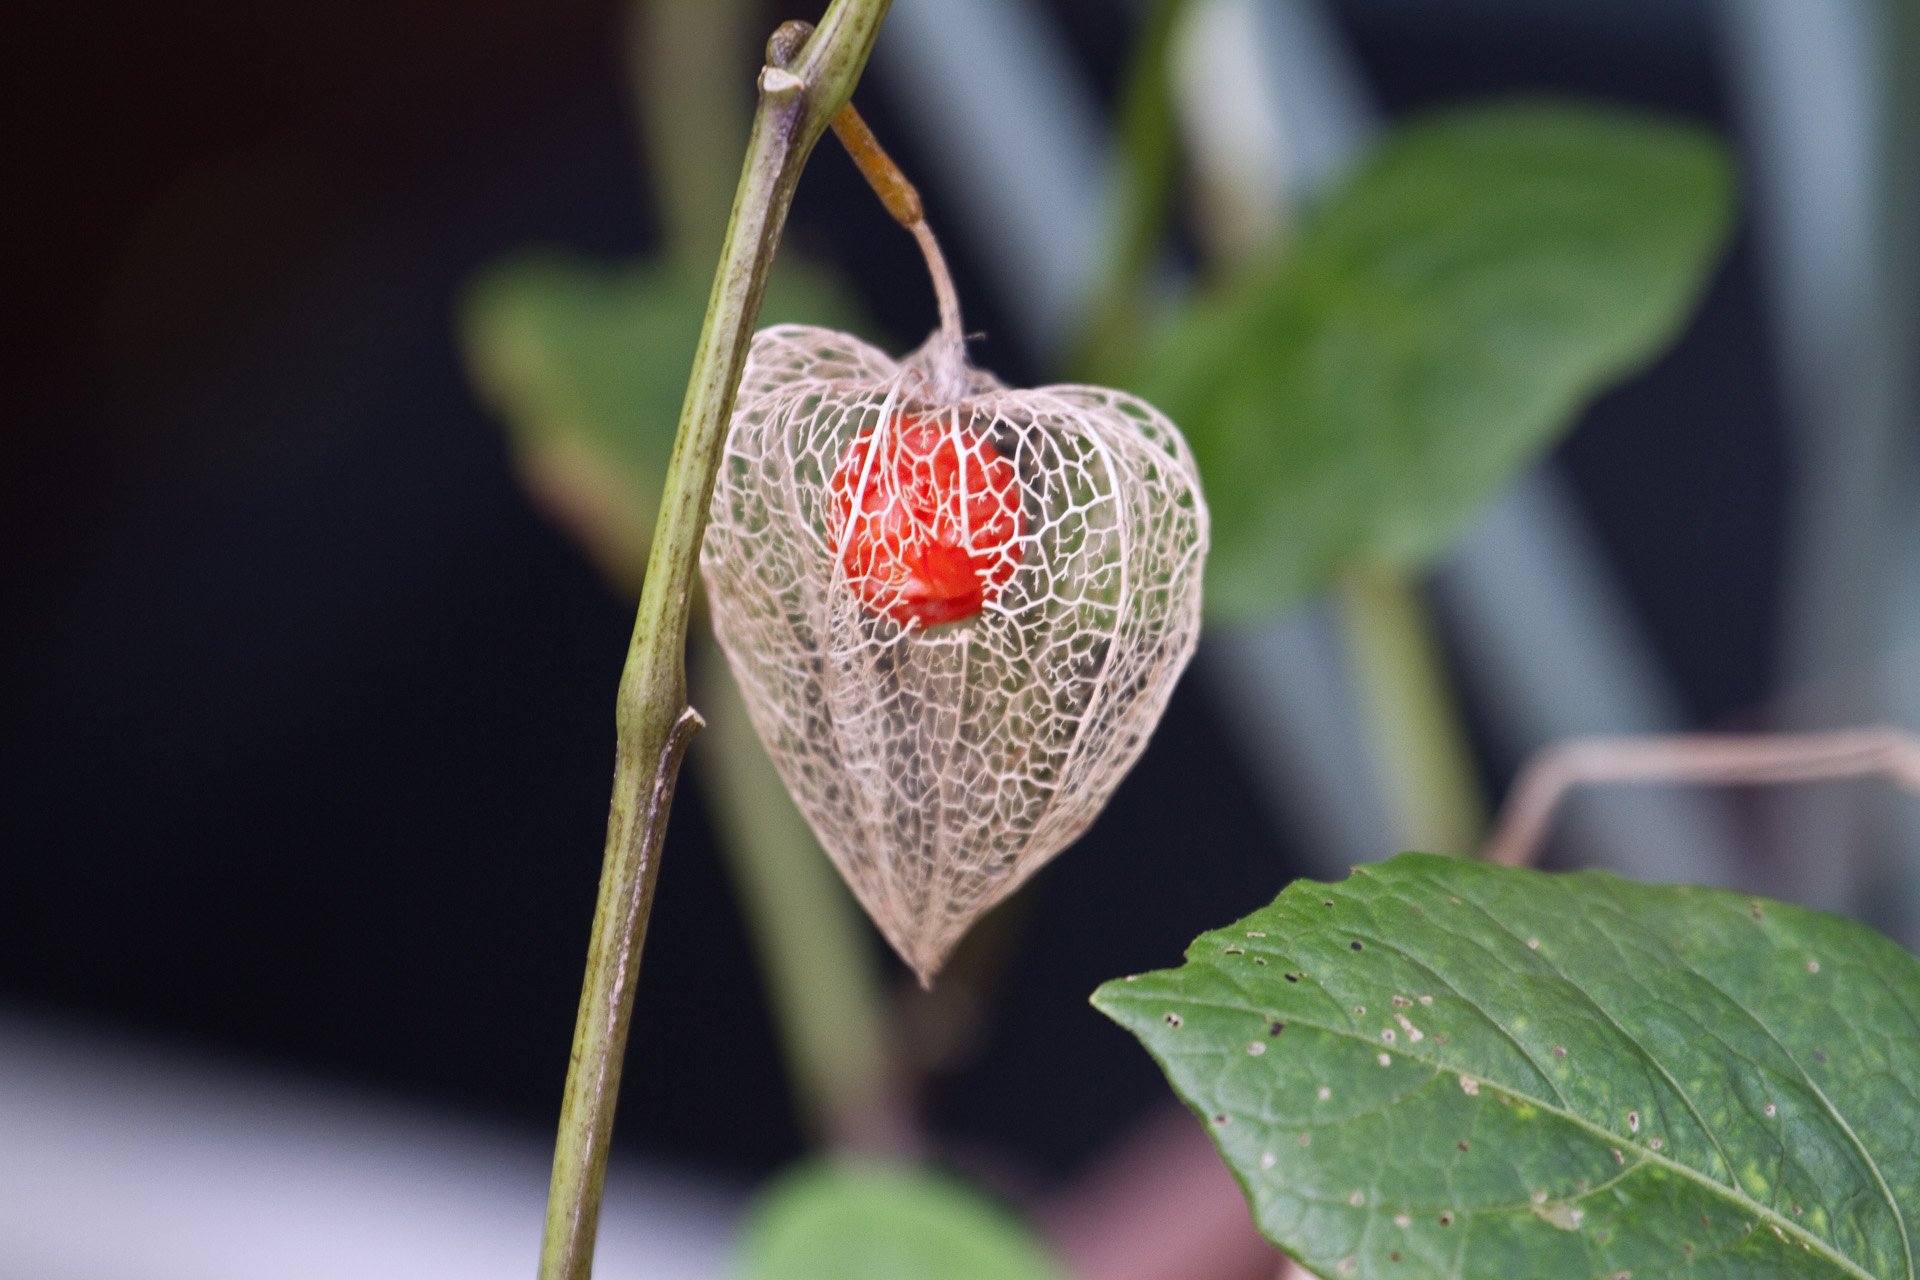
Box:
736;1163;1068;1280
1136;101;1734;622
459;251;866;590
1094;853;1920;1280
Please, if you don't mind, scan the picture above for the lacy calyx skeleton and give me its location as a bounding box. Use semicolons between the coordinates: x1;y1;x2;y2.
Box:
698;93;1204;980
701;322;1208;981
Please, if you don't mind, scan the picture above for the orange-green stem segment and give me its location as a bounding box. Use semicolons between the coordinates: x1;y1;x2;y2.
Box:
832;102;925;228
773;22;961;347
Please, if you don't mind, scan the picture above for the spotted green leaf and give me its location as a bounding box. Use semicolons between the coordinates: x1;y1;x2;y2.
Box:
1093;853;1920;1280
1135;102;1734;622
736;1163;1068;1280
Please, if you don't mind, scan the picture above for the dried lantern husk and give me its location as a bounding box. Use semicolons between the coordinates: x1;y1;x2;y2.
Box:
701;324;1208;982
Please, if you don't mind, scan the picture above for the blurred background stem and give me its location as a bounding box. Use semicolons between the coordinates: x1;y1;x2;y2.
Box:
631;0;755;273
1146;0;1485;863
1068;0;1192;386
690;638;900;1151
1337;567;1485;855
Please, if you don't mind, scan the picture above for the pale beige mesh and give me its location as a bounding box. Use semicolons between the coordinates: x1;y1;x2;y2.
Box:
701;324;1209;981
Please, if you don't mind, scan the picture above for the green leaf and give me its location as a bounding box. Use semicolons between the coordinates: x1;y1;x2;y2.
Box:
1093;853;1920;1280
1136;101;1735;622
458;250;866;590
736;1163;1069;1280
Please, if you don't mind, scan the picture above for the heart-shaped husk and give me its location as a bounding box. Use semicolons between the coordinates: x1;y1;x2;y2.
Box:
701;325;1208;982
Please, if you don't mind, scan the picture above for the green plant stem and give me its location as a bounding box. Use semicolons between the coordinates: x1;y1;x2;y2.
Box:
538;6;893;1277
1067;0;1193;385
630;0;895;1158
690;635;899;1151
1337;566;1486;856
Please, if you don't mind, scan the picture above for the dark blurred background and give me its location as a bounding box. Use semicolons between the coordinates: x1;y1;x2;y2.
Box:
1;0;1790;1194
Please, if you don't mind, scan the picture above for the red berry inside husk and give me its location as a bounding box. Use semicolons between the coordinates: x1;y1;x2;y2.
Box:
827;411;1023;627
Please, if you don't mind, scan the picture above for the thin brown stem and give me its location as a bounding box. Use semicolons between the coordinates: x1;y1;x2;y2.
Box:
907;218;964;348
774;23;963;349
830;101;962;345
1485;727;1920;868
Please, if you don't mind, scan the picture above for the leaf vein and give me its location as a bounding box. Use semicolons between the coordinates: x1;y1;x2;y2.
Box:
1650;931;1914;1280
1274;920;1572;1110
1113;989;1880;1280
1448;884;1741;1192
